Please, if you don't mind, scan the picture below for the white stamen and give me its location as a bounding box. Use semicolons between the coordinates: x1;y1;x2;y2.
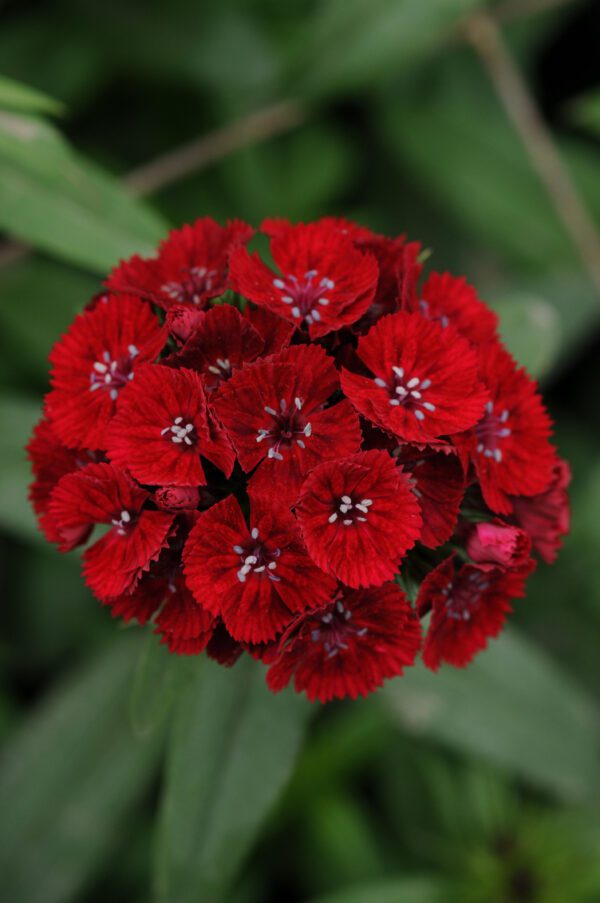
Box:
393;366;404;378
374;378;387;388
264;406;277;416
414;409;425;420
420;379;432;389
328;512;338;523
251;527;259;539
407;377;420;388
291;306;301;318
304;423;312;437
341;495;352;504
294;397;303;410
422;402;436;412
343;519;353;525
273;278;285;289
233;545;244;554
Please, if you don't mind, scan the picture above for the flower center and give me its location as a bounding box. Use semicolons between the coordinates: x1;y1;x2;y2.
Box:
310;598;368;658
89;345;138;401
256;397;312;460
161;416;197;447
162;266;218;305
272;270;335;326
328;495;373;526
475;401;511;463
206;357;232;384
374;366;436;421
442;571;490;621
111;509;133;536
233;528;281;583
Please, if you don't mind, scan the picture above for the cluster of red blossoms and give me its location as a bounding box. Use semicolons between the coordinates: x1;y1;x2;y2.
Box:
28;217;571;702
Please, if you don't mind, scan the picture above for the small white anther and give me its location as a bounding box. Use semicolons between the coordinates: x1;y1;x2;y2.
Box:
294;397;302;410
494;449;503;462
393;366;404;378
318;297;329;306
233;545;244;554
251;527;259;539
304;423;312;437
411;390;422;399
328;512;338;523
389;399;401;406
341;495;352;504
312;309;321;321
407;377;420;389
486;401;494;414
273;279;285;289
414;409;425;420
281;295;293;304
110;389;118;400
297;440;305;449
360;499;373;506
423;402;436;412
93;362;107;373
343;519;353;525
374;378;387;388
264;406;277;416
291;306;301;318
268;561;277;570
420;379;432;390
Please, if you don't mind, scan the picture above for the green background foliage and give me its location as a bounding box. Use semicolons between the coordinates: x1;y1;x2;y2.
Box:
1;1;599;901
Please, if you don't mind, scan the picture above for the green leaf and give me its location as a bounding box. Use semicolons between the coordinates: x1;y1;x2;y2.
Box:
383;628;600;803
299;0;487;97
0;73;64;115
307;876;448;903
0;633;164;903
0;110;167;273
155;655;311;903
130;629;195;739
0;394;41;542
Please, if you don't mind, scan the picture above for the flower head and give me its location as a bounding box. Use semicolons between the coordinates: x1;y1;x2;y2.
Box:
405;271;498;346
341;311;489;442
418;555;534;670
183;492;336;643
296;450;422;587
106;363;235;486
106;217;253;309
46;295;166;449
229;219;379;338
48;462;175;599
214;343;362;504
267;583;421;702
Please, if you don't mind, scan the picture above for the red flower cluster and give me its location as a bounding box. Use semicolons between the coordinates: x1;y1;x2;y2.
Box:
28;217;570;702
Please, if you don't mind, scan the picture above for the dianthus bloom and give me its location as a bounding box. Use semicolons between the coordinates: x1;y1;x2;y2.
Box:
29;216;568;702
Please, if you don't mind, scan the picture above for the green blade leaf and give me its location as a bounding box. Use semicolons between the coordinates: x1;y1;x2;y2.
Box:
307;876;448;903
0;633;164;903
0;110;167;273
0;73;64;115
130;629;195;739
155;656;311;903
0;394;41;543
299;0;487;97
383;628;600;803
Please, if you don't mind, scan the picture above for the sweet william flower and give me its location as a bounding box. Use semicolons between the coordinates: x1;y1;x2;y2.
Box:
213;343;362;505
267;583;422;702
106;217;253;310
404;271;498;346
341;311;489;443
295;450;422;588
457;343;556;515
106;363;235;486
46;295;166;450
183;491;336;644
418;555;535;671
229;219;379;338
48;462;175;599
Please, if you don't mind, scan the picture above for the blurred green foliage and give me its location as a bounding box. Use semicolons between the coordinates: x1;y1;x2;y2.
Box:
1;0;600;901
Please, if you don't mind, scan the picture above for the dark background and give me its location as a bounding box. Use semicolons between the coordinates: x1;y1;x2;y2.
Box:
1;1;600;901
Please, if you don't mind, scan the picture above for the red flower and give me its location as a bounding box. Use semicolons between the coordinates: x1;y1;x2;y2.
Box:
266;583;421;702
106;363;235;486
213;343;362;505
183;492;336;643
466;519;532;571
511;459;571;563
106;217;253;310
418;555;534;670
48;462;175;599
405;271;498;346
165;303;265;391
229;219;379;338
341;311;488;442
296;450;422;588
46;295;166;450
27;417;99;545
394;445;466;549
458;343;556;515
